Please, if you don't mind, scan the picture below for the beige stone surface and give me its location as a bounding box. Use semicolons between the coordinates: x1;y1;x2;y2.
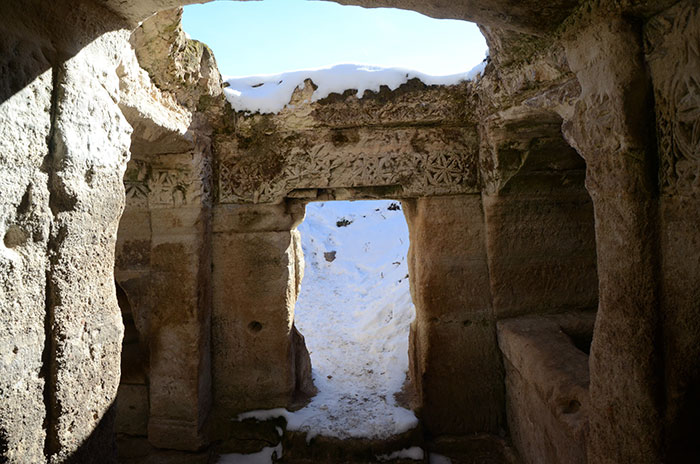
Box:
129;8;223;112
3;1;700;463
498;311;594;464
141;202;212;451
562;13;663;464
46;26;132;464
483;193;597;318
0;11;53;464
0;5;137;461
111;9;223;451
116;46;193;156
403;195;503;435
211;207;311;421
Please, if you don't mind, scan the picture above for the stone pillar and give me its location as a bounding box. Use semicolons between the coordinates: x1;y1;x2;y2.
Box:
0;6;54;462
45;28;133;463
1;2;134;462
645;3;700;461
562;17;663;464
211;202;312;426
145;150;213;451
403;195;503;435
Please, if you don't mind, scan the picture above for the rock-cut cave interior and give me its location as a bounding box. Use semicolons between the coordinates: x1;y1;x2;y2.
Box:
1;0;699;463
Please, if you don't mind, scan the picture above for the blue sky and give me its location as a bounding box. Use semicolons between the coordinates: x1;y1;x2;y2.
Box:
182;0;488;77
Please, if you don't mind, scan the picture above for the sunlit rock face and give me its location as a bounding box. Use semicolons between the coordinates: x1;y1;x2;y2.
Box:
1;2;133;463
2;1;700;463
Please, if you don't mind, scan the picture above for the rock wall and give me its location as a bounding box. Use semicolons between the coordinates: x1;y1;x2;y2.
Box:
2;1;699;463
479;107;597;319
1;1;132;462
562;14;665;464
114;8;220;451
498;311;595;464
1;4;53;461
645;2;700;460
210;202;312;423
403;195;504;435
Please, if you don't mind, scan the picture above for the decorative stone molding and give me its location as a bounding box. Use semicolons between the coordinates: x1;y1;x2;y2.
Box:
216;82;481;204
646;1;700;197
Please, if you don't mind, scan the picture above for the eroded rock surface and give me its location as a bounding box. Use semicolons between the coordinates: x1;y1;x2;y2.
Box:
2;1;699;463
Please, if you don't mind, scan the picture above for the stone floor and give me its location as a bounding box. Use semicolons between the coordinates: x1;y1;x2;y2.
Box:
117;431;521;464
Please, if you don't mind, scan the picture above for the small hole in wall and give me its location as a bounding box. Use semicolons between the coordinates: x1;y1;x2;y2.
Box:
248;321;263;333
563;399;581;414
3;225;28;249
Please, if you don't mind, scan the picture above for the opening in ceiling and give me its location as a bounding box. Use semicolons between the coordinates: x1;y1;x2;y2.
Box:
182;0;488;77
182;0;489;113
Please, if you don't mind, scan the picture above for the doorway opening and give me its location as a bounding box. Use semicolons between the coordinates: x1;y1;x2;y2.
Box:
115;282;149;437
292;199;417;439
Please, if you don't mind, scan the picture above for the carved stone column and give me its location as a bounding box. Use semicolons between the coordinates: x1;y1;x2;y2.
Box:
403;195;503;436
562;16;662;464
210;201;312;428
145;148;213;451
645;2;700;461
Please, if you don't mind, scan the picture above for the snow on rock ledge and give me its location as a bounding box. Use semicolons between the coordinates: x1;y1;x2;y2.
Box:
223;62;486;114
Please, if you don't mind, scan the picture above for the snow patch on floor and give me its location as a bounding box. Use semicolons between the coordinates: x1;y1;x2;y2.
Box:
378;446;425;461
224;62;486;114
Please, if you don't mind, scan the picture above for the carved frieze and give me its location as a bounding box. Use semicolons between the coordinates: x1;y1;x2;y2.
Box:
646;1;700;196
123;152;212;208
214;77;481;204
124;160;150;209
217;127;480;204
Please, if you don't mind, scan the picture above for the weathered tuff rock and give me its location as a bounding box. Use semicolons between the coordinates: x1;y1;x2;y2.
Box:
215;79;480;204
2;1;700;464
498;311;595;464
1;1;133;462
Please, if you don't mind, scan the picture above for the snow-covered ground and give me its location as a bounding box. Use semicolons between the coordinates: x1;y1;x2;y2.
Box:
291;200;417;439
231;200;417;441
217;201;455;463
223;62;486;113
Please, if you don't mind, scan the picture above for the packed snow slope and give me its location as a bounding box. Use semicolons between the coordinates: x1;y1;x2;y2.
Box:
223;62;486;114
237;200;417;441
293;200;417;439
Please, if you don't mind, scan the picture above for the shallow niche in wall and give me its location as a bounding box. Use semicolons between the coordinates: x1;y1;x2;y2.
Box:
291;199;418;439
115;282;149;438
116;283;148;386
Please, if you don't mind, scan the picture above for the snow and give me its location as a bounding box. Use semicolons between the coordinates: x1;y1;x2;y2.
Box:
291;200;417;440
237;408;288;422
223;62;486;114
217;444;282;464
234;200;418;445
378;447;425;461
